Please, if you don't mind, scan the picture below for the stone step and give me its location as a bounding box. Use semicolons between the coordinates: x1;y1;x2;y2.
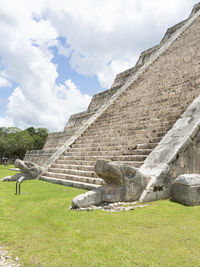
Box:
71;142;158;150
55;159;96;166
55;159;142;168
85;124;173;135
74;135;162;145
40;176;100;190
43;172;104;185
64;149;151;157
85;119;174;130
87;125;173;137
67;147;152;155
59;154;147;162
99;100;183;111
51;163;94;171
48;167;98;178
85;120;173;131
82;129;167;140
75;134;162;145
93;118;176;128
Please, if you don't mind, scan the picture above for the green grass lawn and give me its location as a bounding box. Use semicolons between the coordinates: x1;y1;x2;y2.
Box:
0;164;19;177
1;165;200;266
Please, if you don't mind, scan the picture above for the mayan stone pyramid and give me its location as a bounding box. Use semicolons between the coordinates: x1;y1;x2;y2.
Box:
25;3;200;202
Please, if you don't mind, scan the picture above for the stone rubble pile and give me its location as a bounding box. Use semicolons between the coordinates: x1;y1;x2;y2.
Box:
70;202;148;212
0;243;20;267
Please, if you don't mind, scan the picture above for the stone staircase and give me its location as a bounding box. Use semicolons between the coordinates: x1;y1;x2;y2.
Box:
41;109;183;189
40;4;200;190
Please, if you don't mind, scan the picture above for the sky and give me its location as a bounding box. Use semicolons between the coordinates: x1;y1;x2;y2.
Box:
0;0;198;132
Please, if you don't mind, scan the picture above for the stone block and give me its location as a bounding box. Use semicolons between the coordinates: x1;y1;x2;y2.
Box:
72;189;102;208
171;174;200;205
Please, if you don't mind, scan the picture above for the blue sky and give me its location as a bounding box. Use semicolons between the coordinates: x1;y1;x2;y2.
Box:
0;0;198;131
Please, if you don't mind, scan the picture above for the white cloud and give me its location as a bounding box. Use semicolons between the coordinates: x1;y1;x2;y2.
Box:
6;80;91;131
0;75;11;88
0;0;91;131
0;0;198;130
0;115;13;127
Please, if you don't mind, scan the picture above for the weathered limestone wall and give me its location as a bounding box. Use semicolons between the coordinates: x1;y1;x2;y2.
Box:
64;111;95;131
24;150;56;165
25;130;78;165
87;87;118;111
43;132;70;150
64;86;119;131
170;128;200;180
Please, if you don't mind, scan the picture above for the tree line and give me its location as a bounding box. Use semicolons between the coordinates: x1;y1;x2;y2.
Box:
0;127;48;161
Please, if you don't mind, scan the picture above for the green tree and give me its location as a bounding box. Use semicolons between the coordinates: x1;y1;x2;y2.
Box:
0;127;48;161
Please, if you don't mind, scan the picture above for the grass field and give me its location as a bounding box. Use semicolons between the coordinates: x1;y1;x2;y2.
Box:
0;164;19;178
1;165;200;266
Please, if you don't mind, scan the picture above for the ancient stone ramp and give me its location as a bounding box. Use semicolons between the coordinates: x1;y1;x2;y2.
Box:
40;5;200;190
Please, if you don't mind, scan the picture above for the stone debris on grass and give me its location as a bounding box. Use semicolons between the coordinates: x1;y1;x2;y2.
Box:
0;176;12;182
0;243;20;267
70;201;148;212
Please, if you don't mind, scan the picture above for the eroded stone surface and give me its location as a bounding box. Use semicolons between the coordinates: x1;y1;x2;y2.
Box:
72;189;102;208
171;174;200;205
174;174;200;186
72;160;147;208
95;160;147;197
